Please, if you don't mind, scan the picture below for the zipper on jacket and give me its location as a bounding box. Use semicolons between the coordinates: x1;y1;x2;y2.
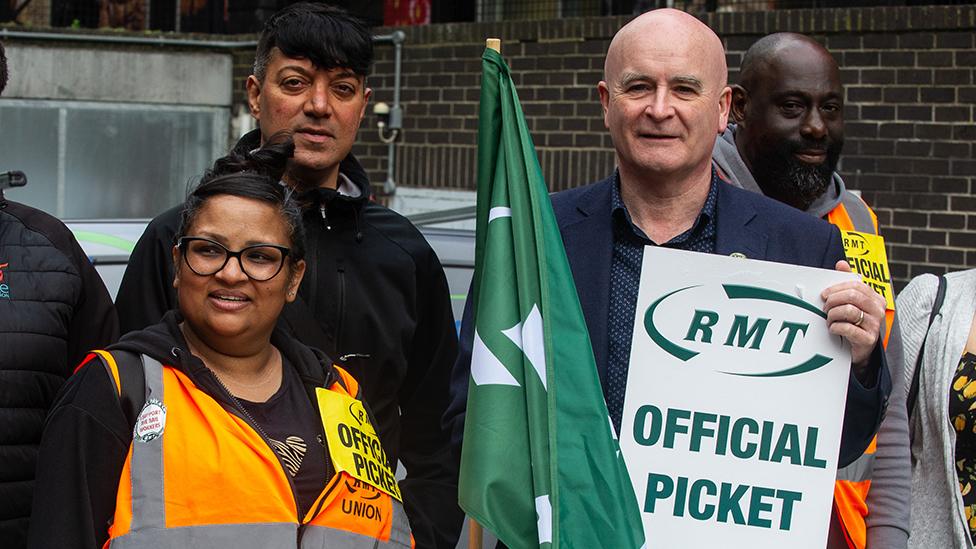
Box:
319;203;331;230
206;369;306;527
335;265;346;350
298;462;343;544
297;434;339;544
317;433;334;496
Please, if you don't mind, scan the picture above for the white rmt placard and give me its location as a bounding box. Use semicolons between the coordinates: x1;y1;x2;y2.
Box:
619;247;857;549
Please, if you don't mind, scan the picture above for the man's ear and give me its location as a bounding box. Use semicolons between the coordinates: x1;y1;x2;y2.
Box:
729;84;748;125
717;86;732;134
359;87;373;124
171;246;181;289
597;81;611;129
246;75;262;120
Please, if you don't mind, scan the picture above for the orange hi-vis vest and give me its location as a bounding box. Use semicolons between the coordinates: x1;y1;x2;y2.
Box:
93;350;413;549
825;192;892;549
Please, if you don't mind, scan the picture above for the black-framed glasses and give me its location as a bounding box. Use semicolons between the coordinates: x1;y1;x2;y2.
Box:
177;237;291;282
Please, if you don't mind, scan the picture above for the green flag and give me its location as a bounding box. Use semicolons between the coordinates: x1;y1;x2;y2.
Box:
459;47;646;549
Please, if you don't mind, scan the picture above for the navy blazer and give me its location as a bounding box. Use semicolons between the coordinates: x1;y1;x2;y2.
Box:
446;173;890;468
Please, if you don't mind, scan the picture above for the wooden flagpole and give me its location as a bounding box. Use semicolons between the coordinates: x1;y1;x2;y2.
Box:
468;35;501;549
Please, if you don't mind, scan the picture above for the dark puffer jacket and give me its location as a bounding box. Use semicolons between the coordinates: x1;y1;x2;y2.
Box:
0;195;118;548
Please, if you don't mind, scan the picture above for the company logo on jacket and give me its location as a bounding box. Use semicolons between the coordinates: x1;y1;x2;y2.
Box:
0;262;9;298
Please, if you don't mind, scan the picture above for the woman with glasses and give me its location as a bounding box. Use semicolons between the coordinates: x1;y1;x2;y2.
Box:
27;138;412;549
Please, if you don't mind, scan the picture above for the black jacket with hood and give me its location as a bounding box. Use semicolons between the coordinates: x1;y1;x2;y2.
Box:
27;311;361;549
0;195;118;549
113;130;462;547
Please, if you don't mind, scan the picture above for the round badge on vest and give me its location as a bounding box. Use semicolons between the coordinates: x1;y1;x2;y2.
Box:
134;398;167;443
730;252;747;259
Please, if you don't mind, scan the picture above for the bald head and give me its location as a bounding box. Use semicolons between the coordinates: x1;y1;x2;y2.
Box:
739;33;837;92
732;32;844;211
605;9;728;92
597;8;732;188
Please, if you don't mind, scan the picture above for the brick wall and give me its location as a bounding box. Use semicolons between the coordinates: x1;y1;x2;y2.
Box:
353;5;976;290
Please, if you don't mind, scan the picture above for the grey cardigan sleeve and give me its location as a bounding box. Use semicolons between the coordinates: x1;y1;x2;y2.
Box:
864;273;943;548
866;315;911;548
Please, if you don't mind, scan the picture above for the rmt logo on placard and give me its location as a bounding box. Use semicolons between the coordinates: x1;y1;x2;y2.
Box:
644;284;834;378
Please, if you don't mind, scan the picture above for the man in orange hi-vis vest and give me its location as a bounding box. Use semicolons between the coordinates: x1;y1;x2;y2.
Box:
712;32;908;549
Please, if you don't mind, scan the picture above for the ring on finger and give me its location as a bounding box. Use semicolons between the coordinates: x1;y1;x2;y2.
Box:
853;309;865;327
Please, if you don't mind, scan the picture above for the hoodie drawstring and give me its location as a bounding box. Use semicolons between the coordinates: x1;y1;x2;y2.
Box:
354;207;364;243
304;182;366;242
319;203;331;230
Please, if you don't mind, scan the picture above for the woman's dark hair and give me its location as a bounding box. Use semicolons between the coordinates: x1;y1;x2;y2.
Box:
253;3;372;82
176;135;306;263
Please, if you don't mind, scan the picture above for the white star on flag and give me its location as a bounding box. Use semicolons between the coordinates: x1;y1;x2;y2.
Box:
471;305;547;390
535;495;552;544
502;304;547;390
489;207;512;222
471;329;520;387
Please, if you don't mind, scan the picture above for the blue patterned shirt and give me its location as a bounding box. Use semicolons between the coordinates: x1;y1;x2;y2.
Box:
605;169;720;433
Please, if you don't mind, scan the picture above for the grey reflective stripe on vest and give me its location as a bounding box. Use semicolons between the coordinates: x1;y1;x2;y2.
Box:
840;192;876;235
301;500;412;548
111;522;298;548
836;448;875;483
130;355;166;532
389;500;412;547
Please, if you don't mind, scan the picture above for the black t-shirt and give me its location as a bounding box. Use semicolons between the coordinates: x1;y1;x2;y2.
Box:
239;357;329;517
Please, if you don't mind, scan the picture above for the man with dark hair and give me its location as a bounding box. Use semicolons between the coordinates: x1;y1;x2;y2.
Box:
0;41;119;548
114;4;463;546
711;32;908;549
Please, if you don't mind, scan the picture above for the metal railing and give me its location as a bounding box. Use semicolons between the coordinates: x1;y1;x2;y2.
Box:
474;0;973;21
8;0;257;33
7;0;973;29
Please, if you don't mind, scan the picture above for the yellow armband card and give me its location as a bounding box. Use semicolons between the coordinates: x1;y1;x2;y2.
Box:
316;388;403;501
841;230;895;311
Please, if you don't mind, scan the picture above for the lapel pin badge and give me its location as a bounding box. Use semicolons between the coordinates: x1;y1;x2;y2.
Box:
730;252;747;259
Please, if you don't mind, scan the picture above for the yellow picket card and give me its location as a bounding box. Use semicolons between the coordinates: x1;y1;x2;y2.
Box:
841;230;895;311
316;388;402;501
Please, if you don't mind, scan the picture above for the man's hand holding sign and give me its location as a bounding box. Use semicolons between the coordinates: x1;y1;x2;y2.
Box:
824;259;888;382
620;248;877;549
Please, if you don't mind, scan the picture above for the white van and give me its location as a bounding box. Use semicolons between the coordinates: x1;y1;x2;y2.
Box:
66;215;475;328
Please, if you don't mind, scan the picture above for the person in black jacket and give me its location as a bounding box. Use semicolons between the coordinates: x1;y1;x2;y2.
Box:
113;4;462;547
0;40;119;549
